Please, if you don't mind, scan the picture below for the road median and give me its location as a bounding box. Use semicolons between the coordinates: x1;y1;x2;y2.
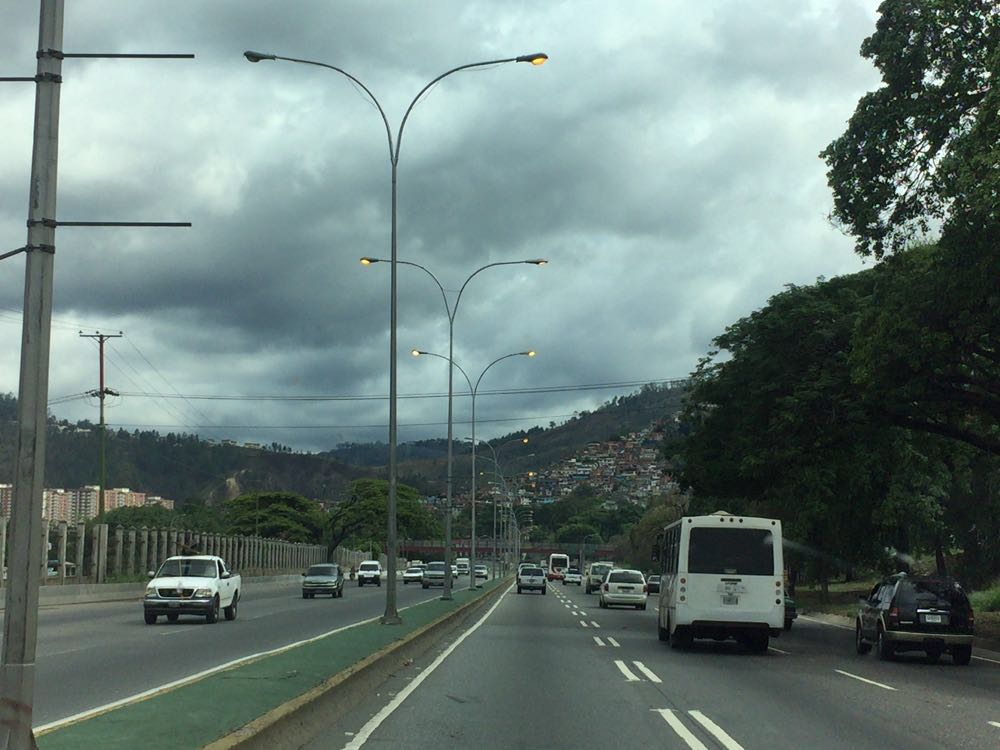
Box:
36;577;508;750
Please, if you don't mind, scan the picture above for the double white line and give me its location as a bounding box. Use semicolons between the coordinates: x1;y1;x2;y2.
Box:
614;659;661;683
653;709;744;750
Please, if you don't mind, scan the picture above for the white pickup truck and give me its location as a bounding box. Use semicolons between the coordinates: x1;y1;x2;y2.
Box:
143;555;240;624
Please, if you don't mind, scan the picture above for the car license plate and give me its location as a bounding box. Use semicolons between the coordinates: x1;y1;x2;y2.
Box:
722;595;738;605
168;601;180;607
620;586;634;592
924;614;942;623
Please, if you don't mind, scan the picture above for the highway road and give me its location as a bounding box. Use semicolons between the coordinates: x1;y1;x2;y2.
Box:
0;575;448;727
306;581;1000;749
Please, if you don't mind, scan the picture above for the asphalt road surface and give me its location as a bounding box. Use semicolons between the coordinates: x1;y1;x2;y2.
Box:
306;581;1000;749
1;575;448;727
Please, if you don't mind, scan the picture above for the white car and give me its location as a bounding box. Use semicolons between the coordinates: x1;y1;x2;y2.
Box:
517;566;547;595
599;568;647;610
402;565;425;584
563;568;583;585
357;560;382;587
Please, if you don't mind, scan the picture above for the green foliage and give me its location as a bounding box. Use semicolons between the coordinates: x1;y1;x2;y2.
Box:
969;584;1000;612
614;498;688;571
328;479;441;552
225;492;327;543
821;0;999;258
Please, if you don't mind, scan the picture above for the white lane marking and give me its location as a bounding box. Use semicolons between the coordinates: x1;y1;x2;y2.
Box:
652;709;709;750
594;636;605;647
607;637;621;648
768;646;789;654
689;710;745;750
632;661;661;683
989;721;1000;728
590;620;601;629
798;614;853;631
343;584;511;749
973;655;1000;666
579;620;589;628
834;669;897;691
614;660;641;682
36;593;440;734
564;604;571;609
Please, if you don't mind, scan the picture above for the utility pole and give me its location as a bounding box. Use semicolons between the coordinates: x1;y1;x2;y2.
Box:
0;5;191;743
79;331;121;517
0;3;63;747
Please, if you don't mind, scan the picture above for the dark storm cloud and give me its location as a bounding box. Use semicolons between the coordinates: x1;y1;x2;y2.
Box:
0;1;881;453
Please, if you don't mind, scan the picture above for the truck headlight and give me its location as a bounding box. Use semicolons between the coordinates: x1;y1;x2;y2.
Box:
145;587;158;598
194;588;213;598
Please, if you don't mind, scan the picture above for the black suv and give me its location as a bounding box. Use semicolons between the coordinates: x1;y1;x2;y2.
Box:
855;574;974;665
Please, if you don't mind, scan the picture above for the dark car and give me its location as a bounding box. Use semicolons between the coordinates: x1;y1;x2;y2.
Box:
646;574;661;594
855;574;974;664
301;563;344;599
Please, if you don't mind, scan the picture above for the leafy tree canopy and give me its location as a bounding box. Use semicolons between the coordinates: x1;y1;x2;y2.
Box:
224;491;326;543
328;479;440;552
822;0;999;258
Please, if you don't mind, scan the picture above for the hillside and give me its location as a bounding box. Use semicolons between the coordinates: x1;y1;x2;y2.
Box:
0;382;686;505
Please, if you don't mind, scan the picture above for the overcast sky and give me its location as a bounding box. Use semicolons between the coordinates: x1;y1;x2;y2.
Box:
0;0;883;453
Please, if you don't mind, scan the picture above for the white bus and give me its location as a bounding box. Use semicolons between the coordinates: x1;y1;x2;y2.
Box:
653;512;784;652
547;553;570;581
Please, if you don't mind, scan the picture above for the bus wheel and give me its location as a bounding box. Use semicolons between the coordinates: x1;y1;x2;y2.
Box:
658;617;669;642
670;626;691;650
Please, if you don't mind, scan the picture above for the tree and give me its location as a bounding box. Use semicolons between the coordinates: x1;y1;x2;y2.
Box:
224;492;326;543
328;479;440;553
822;0;999;259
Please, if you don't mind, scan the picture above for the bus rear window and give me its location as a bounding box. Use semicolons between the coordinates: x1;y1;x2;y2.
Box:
687;528;775;576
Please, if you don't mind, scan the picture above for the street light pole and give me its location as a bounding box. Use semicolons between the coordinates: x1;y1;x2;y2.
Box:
411;350;535;590
246;50;547;623
362;258;544;599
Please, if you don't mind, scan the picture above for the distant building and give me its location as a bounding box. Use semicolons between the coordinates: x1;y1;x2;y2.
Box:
0;483;11;518
146;496;175;511
42;489;73;522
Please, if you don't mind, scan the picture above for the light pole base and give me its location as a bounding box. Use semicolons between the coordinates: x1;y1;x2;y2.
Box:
440;593;453;601
380;614;403;625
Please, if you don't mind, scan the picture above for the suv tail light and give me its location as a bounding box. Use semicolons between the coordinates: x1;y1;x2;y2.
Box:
968;608;975;627
888;606;900;628
603;583;609;592
643;584;648;593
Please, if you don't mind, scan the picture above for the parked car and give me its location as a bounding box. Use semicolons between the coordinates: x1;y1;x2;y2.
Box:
784;593;798;630
474;564;489;580
855;573;974;665
584;562;615;594
403;564;426;584
357;560;382;587
301;563;344;599
646;574;661;594
517;566;547;595
563;568;582;586
422;561;447;588
599;569;647;610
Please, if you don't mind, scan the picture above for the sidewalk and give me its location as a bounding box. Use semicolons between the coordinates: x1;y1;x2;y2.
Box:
37;579;504;750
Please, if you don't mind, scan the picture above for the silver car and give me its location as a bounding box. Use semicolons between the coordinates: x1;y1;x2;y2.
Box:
599;569;647;610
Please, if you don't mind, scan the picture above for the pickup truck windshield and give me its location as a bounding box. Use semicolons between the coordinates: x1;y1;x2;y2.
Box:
155;559;217;578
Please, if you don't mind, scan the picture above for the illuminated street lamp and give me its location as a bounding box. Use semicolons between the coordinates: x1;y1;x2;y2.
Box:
245;49;547;623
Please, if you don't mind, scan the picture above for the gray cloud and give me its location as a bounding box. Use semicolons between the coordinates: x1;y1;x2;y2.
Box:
0;0;881;454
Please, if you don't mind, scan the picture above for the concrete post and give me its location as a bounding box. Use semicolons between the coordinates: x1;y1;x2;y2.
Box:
90;525;100;580
57;522;67;584
159;529;168;565
96;524;109;584
74;522;84;579
168;529;177;559
113;525;123;577
0;520;5;579
41;518;50;581
127;527;136;577
139;527;149;575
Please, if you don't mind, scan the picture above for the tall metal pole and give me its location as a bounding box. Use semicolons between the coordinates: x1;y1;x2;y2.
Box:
0;2;63;746
441;316;455;599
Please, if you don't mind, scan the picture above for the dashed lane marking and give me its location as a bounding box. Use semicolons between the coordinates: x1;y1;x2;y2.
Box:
594;636;605;647
768;646;789;654
973;655;1000;666
834;669;897;691
614;660;641;682
652;709;709;750
633;661;661;683
989;721;999;729
579;620;589;628
689;710;745;750
607;637;620;648
798;614;852;631
590;620;601;629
